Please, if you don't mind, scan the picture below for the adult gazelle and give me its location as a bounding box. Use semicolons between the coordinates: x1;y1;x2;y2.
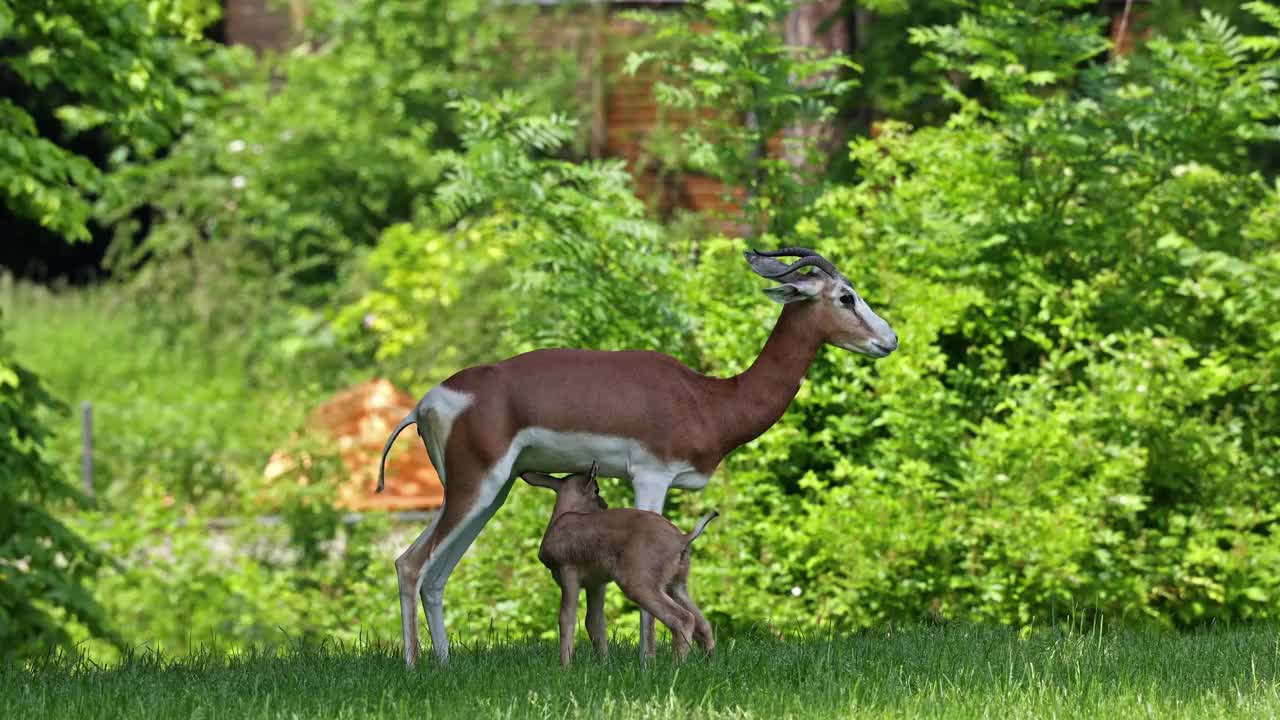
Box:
378;248;899;667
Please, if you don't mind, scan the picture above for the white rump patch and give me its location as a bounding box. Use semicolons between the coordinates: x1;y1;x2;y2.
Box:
417;385;474;487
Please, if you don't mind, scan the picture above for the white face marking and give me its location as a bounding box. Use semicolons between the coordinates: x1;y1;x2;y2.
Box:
827;281;898;357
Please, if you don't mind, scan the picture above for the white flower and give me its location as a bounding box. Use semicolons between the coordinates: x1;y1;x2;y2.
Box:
363;313;377;329
228;139;246;153
231;175;247;190
791;586;802;597
1136;384;1147;393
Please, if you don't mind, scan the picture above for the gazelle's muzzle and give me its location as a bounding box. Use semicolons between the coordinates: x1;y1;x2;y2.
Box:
854;299;899;358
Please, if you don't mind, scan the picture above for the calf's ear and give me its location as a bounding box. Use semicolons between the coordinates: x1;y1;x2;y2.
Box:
522;472;562;491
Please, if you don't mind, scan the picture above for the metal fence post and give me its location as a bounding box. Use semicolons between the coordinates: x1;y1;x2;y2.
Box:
81;401;94;499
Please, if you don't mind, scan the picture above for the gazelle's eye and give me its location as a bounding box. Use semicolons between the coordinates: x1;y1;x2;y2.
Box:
840;294;856;307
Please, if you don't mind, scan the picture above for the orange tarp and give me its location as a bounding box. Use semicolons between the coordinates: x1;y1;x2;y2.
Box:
263;379;443;511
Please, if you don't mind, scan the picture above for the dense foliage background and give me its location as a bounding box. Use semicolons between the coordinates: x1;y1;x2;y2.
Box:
2;0;1278;661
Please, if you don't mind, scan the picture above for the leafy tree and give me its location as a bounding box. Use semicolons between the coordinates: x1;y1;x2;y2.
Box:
0;0;228;242
844;1;959;127
0;317;117;660
625;0;857;236
15;0;1280;655
100;0;584;343
0;0;214;658
337;93;699;385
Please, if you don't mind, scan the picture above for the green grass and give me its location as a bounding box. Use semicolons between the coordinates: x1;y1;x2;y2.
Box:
0;278;327;505
6;626;1280;719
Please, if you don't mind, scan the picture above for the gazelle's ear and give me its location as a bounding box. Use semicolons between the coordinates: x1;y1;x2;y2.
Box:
585;461;600;493
521;472;562;491
762;276;824;304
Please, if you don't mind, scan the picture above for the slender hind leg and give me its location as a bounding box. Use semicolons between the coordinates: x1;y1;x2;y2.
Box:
395;450;516;666
671;580;714;655
418;459;516;662
632;476;671;663
417;420;448;632
622;582;695;663
395;510;443;667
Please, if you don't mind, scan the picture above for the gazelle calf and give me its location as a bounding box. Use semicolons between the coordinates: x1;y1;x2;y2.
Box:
523;462;717;666
379;247;898;667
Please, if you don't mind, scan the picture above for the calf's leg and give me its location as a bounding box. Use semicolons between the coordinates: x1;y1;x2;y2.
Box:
585;583;609;658
558;574;581;667
622;583;695;662
671;581;714;655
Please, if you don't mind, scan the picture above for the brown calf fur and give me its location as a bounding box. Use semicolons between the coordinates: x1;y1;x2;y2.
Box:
523;462;718;666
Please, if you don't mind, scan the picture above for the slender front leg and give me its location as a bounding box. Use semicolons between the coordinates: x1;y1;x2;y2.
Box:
558;575;581;667
585;583;608;658
632;477;670;663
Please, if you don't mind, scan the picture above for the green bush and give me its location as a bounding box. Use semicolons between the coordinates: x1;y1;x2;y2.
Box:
625;0;857;235
676;2;1280;630
98;0;585;350
65;470;394;660
0;313;117;661
335;95;700;386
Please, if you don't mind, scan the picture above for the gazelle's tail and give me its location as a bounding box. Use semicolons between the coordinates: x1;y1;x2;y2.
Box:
377;411;418;493
682;511;719;551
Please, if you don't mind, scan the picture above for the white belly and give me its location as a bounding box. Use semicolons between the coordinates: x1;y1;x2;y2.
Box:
510;427;700;483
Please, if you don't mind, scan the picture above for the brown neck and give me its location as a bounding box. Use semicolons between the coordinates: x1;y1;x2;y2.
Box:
548;498;597;532
711;302;825;454
548;499;577;529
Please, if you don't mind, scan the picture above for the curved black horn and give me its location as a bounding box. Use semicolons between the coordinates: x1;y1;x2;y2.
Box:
750;247;820;258
758;254;841;279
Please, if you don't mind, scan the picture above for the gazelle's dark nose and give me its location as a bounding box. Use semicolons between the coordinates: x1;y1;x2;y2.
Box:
870;333;898;356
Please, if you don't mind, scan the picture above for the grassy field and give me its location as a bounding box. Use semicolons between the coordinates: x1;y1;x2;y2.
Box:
0;278;325;504
5;626;1279;719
